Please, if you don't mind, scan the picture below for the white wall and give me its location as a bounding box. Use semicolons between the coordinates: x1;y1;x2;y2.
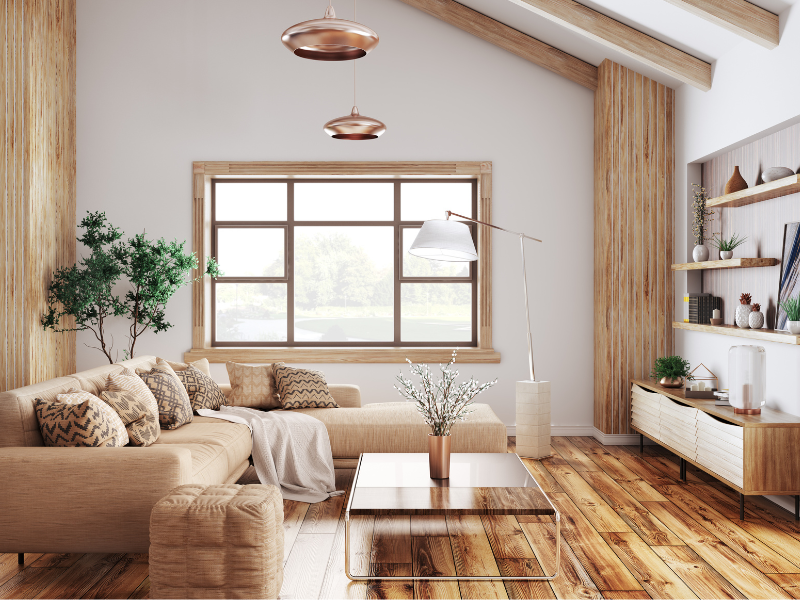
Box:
76;0;595;429
674;5;800;510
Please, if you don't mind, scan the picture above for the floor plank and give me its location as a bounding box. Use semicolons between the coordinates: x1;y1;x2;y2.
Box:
550;437;600;472
521;458;564;494
0;554;44;589
81;554;149;600
29;554;83;569
299;469;352;535
769;574;800;599
447;516;501;578
411;537;460;599
282;499;311;563
652;545;746;600
410;516;449;537
281;533;336;600
35;554;125;600
481;516;535;559
318;515;370;600
497;558;555;599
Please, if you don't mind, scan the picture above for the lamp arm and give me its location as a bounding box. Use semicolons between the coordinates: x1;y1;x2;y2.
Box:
446;211;543;243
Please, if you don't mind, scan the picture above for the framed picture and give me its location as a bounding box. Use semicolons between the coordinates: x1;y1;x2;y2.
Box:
778;222;800;331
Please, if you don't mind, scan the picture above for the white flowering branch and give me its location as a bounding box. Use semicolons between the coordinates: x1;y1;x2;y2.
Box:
394;350;497;437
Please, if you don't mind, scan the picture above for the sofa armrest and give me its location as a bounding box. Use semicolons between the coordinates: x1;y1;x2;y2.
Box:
329;384;362;408
0;446;193;554
219;383;232;398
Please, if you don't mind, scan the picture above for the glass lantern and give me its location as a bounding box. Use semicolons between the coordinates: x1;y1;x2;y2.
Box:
728;345;766;415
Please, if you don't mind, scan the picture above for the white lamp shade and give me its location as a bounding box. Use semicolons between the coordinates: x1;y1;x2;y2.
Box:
408;219;478;262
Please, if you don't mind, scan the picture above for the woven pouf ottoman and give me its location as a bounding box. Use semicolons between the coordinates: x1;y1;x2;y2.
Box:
150;484;284;599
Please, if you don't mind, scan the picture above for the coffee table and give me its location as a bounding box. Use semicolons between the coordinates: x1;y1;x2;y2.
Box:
344;452;560;581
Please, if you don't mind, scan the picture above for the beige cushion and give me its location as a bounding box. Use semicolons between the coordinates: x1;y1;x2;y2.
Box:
274;363;338;409
175;365;226;412
35;398;124;447
226;362;280;410
149;484;283;599
138;368;194;431
164;357;211;378
99;391;160;447
57;389;130;447
291;402;507;458
106;368;159;424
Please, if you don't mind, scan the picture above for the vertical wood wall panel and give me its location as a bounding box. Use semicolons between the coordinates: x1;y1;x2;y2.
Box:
595;60;674;435
0;0;76;391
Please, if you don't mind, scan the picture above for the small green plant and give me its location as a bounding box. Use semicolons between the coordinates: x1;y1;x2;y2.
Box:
691;184;714;246
710;232;747;252
781;295;800;322
650;356;694;381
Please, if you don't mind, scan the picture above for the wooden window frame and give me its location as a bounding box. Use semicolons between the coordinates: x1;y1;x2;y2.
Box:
185;161;499;364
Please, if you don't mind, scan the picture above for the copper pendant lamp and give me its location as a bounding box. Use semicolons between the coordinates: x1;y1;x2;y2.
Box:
324;62;386;140
281;1;379;61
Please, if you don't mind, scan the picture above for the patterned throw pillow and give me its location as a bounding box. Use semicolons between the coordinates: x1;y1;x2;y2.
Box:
35;398;123;447
99;390;160;447
226;362;280;410
57;389;130;446
273;363;339;410
163;357;212;378
106;368;160;424
175;365;227;411
138;368;194;430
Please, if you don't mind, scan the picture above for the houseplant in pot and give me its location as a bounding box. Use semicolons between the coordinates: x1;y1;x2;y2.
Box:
781;295;800;334
691;184;714;262
711;232;747;260
395;351;496;479
650;355;693;388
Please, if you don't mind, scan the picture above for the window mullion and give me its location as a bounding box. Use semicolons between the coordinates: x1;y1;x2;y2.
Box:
394;182;401;344
287;183;295;344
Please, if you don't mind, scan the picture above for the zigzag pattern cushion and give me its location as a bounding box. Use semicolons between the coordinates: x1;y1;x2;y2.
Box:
175;365;227;411
138;368;194;430
35;398;123;447
226;362;281;410
100;390;160;446
273;363;339;410
106;367;160;424
57;389;130;446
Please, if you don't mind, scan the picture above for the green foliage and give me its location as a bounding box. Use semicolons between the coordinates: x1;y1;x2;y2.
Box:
42;211;220;363
650;355;694;381
710;232;747;252
691;184;714;246
781;295;800;322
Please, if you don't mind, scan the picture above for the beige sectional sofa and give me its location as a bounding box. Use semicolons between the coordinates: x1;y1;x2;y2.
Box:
0;355;507;553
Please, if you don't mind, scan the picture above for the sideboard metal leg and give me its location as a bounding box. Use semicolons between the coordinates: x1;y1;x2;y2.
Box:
740;493;745;520
679;458;686;481
18;554;23;565
795;495;799;521
640;434;643;454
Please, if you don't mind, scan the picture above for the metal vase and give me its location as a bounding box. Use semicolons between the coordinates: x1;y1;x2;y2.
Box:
659;376;684;388
428;434;451;479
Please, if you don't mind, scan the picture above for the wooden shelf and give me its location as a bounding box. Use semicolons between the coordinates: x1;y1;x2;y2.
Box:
707;174;800;208
673;321;800;345
671;258;779;271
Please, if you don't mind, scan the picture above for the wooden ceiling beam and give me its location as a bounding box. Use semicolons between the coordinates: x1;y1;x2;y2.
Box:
395;0;598;90
661;0;778;49
506;0;712;90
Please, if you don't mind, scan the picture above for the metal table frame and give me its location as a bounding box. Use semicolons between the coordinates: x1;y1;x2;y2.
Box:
344;453;561;581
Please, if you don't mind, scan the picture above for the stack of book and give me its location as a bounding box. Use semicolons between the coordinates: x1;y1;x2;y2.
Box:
684;293;721;325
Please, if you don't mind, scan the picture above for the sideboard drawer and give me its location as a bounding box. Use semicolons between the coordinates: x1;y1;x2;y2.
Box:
697;423;744;457
696;447;744;488
631;397;660;420
697;411;743;441
631;384;662;414
696;438;744;477
660;398;699;426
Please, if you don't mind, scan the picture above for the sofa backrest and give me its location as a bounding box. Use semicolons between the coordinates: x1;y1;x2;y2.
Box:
0;355;158;448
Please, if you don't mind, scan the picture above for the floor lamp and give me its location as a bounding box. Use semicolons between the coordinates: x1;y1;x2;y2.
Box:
409;211;551;460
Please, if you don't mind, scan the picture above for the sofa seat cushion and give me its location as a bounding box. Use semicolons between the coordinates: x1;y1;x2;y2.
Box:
289;402;506;458
153;420;252;485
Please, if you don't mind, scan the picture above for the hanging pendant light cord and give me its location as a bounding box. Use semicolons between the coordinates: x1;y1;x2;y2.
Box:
353;0;357;107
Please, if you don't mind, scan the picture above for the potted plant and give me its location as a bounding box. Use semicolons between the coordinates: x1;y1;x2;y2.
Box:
650;356;693;388
736;293;753;328
395;351;496;478
781;295;800;334
710;232;747;260
691;184;714;262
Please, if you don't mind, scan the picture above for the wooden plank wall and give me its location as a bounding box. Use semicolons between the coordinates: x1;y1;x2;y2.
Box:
594;60;674;435
0;0;76;391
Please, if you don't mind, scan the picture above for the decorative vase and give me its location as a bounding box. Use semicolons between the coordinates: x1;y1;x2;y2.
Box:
762;167;794;183
428;434;451;479
749;310;764;329
728;345;766;415
724;166;748;195
736;304;752;328
789;321;800;335
693;245;709;262
720;250;733;260
659;376;684;388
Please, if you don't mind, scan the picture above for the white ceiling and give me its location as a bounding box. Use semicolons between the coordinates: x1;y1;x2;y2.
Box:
456;0;799;89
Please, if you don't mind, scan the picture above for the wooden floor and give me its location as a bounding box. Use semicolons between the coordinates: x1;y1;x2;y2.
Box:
5;437;800;599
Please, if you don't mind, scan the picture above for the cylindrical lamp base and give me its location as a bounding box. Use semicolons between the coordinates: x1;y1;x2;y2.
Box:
516;380;551;460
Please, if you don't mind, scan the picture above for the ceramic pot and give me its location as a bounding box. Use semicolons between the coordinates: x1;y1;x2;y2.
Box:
763;167;794;183
724;166;748;195
789;321;800;335
428;434;451;479
736;304;752;328
749;310;764;329
659;376;684;388
693;245;710;262
720;250;733;260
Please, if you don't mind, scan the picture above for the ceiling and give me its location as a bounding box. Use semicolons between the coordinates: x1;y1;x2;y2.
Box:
455;0;798;88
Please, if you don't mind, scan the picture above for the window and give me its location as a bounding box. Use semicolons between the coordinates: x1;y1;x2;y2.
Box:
211;179;477;347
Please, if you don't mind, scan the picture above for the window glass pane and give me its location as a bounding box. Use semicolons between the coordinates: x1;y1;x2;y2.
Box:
402;228;469;278
215;283;287;342
401;283;471;342
217;228;284;277
215;183;287;221
295;183;394;221
295;226;393;341
400;183;472;221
